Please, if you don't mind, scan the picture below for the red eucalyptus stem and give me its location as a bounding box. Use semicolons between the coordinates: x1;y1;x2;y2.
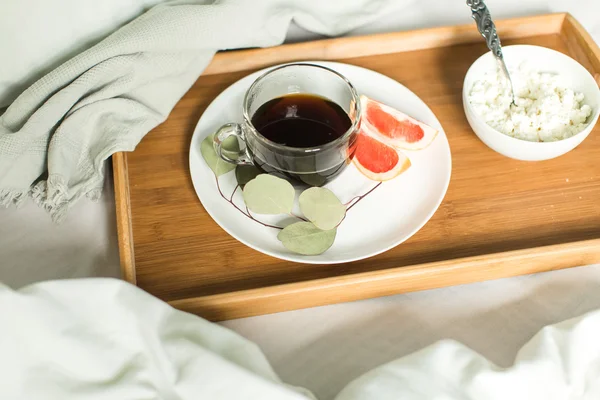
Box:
229;184;238;202
334;182;382;228
345;182;383;212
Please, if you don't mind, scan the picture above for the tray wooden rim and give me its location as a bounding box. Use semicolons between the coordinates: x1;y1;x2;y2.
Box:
170;238;600;320
113;12;600;320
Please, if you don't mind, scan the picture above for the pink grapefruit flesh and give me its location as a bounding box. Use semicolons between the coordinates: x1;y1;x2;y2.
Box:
360;95;438;150
352;127;411;182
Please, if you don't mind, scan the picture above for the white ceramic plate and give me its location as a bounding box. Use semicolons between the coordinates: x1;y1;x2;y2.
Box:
189;61;451;264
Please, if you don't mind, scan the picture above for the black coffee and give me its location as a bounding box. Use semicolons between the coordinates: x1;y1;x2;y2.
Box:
251;94;351;148
248;94;354;187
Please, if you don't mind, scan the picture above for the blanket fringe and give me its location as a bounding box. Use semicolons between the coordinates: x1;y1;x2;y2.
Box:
28;174;103;222
3;174;103;222
86;187;103;202
0;189;28;207
30;175;69;223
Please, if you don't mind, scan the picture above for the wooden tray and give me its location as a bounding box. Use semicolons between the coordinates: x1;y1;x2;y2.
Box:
113;13;600;321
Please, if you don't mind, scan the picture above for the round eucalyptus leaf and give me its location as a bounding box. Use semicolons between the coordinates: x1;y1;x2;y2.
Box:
242;174;295;215
235;165;261;188
200;134;238;176
221;135;241;161
299;187;346;230
277;222;336;255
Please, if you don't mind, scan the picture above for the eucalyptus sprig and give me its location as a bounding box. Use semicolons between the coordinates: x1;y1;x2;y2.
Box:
242;176;343;255
201;134;381;255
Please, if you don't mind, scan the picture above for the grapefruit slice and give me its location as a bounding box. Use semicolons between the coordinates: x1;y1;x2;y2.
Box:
360;95;438;150
352;127;411;181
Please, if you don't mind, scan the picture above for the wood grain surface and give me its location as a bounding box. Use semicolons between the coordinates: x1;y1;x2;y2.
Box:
113;13;600;320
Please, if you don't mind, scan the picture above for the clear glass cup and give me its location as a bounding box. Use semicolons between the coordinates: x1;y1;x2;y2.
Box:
213;63;361;186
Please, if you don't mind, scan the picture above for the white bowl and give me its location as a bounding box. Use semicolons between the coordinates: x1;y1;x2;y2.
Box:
463;45;600;161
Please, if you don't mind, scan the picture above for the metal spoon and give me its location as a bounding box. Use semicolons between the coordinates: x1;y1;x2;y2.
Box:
467;0;516;106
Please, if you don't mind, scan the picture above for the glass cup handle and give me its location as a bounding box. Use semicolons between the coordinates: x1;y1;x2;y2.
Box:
213;123;253;166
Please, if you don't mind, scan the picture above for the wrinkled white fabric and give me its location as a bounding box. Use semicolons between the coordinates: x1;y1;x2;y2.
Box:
0;279;314;399
335;311;600;399
0;0;408;221
2;278;600;399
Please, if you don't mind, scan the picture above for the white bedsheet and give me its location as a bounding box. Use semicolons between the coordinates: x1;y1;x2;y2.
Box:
2;279;600;399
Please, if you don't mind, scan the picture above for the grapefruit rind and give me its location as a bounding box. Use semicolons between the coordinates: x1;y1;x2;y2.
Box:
354;153;411;182
360;95;439;151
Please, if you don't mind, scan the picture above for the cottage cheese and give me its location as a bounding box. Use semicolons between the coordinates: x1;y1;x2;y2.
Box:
468;64;592;142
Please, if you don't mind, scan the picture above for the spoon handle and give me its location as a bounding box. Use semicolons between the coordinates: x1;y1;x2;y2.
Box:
467;0;515;103
467;0;503;58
